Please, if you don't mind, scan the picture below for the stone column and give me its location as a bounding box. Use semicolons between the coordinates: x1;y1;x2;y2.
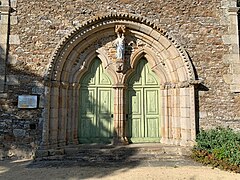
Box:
0;3;10;92
160;87;171;144
171;88;181;145
40;82;51;149
66;83;73;145
58;82;69;146
189;85;196;143
71;84;80;145
179;87;194;146
49;81;60;148
113;84;127;144
66;83;80;145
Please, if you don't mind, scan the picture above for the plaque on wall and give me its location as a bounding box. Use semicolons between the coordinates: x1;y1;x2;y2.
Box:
18;95;38;109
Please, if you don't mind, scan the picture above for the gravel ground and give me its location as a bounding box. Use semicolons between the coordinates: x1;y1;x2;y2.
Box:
0;158;240;180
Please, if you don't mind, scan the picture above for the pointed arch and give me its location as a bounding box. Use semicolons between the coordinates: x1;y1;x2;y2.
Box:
41;13;199;149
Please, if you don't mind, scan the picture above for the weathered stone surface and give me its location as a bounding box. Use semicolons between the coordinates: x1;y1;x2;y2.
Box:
48;149;64;156
35;150;49;158
6;75;19;85
13;129;26;137
9;35;20;45
0;0;240;159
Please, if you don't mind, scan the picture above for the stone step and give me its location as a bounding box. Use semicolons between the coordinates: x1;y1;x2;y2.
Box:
63;144;190;161
64;143;191;157
34;144;198;167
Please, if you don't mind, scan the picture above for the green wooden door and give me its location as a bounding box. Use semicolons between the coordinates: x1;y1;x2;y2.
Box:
127;59;160;143
79;58;113;143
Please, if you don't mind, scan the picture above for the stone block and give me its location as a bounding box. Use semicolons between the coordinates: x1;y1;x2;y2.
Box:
0;74;5;81
140;23;153;35
180;108;190;118
223;74;233;84
0;26;8;34
167;45;179;60
230;44;240;54
0;93;7;98
9;35;20;45
230;84;240;93
0;16;9;24
13;129;26;137
32;86;45;94
150;29;161;41
159;35;171;49
199;111;207;119
35;150;49;158
180;88;190;96
222;35;233;44
0;35;7;43
223;53;239;63
48;149;64;156
39;95;45;108
232;74;240;84
7;54;18;66
6;75;19;85
64;147;78;156
10;16;18;25
177;67;187;82
180;96;190;108
10;0;18;8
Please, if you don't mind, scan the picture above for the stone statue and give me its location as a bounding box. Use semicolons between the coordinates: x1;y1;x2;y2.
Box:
115;33;125;60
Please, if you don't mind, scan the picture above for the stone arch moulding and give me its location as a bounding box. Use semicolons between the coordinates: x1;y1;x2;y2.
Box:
42;13;200;150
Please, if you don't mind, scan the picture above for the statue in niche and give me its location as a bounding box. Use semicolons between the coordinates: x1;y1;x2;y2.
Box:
114;25;126;73
115;33;125;60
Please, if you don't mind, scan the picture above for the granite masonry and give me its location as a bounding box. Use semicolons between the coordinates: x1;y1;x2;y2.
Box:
0;0;240;159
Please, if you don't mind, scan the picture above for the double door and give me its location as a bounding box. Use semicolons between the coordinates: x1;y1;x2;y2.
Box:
79;58;160;143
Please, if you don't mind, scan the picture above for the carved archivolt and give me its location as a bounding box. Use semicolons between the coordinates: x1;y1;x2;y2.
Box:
42;13;198;149
46;13;196;85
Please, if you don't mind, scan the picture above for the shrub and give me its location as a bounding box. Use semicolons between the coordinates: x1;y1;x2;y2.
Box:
192;127;240;172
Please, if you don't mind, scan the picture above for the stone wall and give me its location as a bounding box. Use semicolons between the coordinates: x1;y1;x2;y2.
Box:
1;0;240;158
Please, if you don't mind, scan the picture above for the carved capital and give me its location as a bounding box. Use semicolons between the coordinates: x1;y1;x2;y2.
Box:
115;25;126;34
116;60;124;73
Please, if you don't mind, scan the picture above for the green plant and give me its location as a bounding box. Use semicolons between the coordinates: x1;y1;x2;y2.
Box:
192;127;240;173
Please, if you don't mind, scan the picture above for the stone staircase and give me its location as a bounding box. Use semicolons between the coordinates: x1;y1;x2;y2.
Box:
34;144;199;167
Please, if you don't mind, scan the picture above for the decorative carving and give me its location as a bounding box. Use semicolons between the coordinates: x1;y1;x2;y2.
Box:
136;39;146;47
114;33;125;60
114;25;126;73
48;13;196;81
116;60;124;73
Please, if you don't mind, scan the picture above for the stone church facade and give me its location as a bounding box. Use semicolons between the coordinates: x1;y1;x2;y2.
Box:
0;0;240;158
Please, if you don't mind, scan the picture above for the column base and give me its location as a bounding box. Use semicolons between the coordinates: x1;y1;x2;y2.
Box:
113;136;129;145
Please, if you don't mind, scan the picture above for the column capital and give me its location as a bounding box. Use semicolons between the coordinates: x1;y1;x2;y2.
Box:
112;83;126;88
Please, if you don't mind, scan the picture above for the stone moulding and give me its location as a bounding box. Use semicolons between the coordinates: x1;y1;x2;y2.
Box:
46;12;196;82
41;12;199;151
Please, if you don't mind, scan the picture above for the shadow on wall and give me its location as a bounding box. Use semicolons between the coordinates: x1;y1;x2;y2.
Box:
0;57;143;179
185;51;209;136
0;43;44;160
0;47;205;179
